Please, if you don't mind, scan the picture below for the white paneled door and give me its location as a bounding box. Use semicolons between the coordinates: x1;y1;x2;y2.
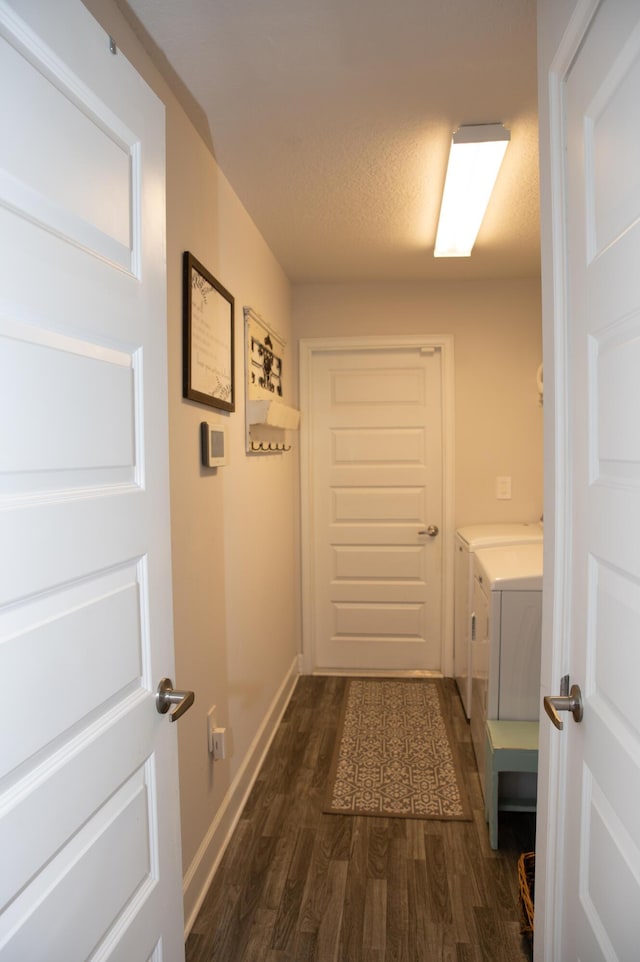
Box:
301;339;451;673
541;0;640;957
0;2;186;959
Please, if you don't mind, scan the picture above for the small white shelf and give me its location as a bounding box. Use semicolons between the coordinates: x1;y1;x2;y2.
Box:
247;399;300;430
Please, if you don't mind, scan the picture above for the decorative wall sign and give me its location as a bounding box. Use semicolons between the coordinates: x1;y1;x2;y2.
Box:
249;329;283;397
183;251;235;411
244;308;286;404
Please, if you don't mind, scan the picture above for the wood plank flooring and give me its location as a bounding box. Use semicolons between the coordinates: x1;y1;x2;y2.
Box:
185;676;534;962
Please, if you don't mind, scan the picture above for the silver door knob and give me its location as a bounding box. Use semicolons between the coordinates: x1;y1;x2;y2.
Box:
543;684;583;730
418;525;439;537
156;677;195;722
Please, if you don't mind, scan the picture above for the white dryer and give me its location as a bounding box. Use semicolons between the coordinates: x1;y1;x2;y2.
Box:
469;542;543;799
454;523;542;718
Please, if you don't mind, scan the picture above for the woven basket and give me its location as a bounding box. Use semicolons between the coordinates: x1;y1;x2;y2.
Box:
518;851;535;940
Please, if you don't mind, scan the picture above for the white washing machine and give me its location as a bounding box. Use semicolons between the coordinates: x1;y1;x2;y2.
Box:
470;542;543;799
454;523;543;718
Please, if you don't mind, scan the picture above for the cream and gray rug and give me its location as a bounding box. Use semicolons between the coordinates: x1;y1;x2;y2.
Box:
324;679;471;820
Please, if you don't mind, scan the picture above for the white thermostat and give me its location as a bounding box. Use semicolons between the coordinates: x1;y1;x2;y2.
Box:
200;422;227;467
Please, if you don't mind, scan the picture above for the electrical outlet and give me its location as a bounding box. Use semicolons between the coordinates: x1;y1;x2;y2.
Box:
207;705;217;754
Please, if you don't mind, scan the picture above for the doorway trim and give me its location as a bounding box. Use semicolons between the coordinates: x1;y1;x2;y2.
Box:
299;334;455;676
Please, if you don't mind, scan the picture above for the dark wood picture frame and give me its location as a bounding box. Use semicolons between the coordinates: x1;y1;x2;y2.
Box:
183;251;235;412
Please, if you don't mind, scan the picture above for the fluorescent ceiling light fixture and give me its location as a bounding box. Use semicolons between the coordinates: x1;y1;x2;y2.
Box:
434;123;510;257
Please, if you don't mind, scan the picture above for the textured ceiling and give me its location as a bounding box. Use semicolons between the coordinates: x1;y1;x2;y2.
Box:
120;0;540;282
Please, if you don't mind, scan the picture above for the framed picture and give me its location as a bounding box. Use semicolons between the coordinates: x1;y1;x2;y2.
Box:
183;251;235;411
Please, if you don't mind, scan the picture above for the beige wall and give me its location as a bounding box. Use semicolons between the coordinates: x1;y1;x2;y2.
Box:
166;113;298;907
84;0;299;929
293;278;543;525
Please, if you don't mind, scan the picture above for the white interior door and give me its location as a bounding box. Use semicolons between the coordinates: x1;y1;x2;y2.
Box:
540;0;640;957
0;2;186;958
301;338;452;674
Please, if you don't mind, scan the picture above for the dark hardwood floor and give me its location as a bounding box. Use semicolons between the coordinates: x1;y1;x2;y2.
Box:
185;676;534;962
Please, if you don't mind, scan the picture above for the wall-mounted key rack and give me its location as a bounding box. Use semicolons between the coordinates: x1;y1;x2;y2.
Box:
243;307;300;454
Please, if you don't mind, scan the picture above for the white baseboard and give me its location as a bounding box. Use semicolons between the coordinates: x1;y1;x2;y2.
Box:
182;655;300;937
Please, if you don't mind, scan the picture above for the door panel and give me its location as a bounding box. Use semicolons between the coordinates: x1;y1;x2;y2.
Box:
333;485;425;521
333;545;425;581
0;330;135;477
1;564;143;778
1;33;132;252
2;768;154;961
0;2;184;958
307;345;444;672
333;427;425;463
543;0;640;956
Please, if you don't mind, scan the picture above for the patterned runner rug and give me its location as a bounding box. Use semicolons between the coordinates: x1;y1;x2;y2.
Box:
324;678;471;820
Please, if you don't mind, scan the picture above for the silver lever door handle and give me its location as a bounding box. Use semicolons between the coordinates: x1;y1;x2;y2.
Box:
543;684;583;731
156;677;195;722
418;525;439;537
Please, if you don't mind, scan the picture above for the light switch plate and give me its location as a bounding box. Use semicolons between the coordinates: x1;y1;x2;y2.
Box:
496;476;512;500
207;705;217;753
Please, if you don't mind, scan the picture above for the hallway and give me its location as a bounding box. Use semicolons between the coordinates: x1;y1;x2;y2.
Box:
185;676;534;961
